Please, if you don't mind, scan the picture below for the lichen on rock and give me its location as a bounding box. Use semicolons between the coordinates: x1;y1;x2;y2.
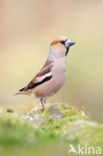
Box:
0;104;103;156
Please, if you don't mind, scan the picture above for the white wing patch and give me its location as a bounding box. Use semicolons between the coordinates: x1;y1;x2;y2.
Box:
38;72;52;83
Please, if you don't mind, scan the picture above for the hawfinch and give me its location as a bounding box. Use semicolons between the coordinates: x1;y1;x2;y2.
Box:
15;36;75;108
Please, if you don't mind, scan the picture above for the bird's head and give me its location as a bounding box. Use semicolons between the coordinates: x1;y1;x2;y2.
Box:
49;36;75;60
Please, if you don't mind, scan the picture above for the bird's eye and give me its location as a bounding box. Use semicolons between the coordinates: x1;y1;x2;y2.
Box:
60;40;65;45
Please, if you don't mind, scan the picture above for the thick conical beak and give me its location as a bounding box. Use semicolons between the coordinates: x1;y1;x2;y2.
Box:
65;38;75;48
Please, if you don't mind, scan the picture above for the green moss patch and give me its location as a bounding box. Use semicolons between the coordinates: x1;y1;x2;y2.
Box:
0;104;103;156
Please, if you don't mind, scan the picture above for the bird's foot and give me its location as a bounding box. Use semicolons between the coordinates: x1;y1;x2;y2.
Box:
45;103;49;108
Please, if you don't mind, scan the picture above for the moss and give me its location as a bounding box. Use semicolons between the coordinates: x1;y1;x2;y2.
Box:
6;108;15;113
0;104;103;156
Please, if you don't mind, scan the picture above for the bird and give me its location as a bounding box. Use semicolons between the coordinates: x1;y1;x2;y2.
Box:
14;36;75;109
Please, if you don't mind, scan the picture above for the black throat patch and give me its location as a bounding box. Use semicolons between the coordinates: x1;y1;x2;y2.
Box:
66;47;69;56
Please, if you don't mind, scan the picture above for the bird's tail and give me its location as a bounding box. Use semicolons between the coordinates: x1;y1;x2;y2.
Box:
11;91;22;96
11;89;31;96
11;85;32;96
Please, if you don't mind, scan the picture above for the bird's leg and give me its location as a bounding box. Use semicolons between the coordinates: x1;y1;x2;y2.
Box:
44;98;49;108
40;98;45;109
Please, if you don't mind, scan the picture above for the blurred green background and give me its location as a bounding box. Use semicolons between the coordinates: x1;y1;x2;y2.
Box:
0;0;103;121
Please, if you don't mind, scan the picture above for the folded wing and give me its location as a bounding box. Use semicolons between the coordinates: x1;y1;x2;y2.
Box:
19;60;53;92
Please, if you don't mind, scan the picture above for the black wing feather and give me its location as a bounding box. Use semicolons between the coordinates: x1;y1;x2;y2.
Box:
19;75;52;92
